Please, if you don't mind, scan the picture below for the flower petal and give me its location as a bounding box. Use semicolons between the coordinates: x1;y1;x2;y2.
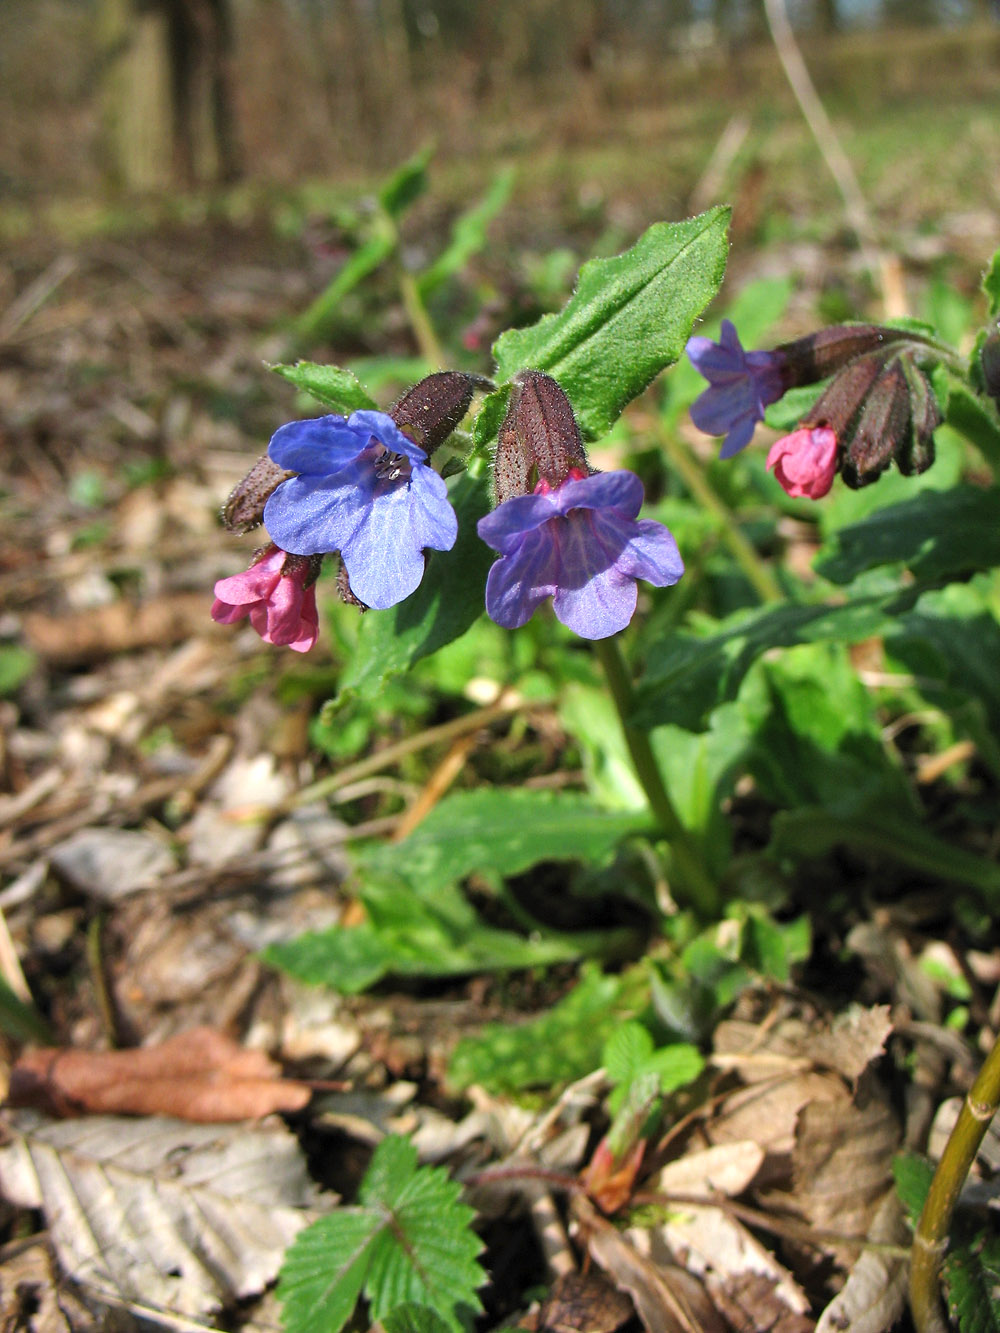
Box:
348;410;429;464
267;415;368;474
339;468;454;609
484;526;560;629
547;469;644;519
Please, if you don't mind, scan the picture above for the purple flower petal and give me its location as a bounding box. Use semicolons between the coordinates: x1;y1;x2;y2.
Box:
478;469;684;640
267;415;370;474
686;319;785;458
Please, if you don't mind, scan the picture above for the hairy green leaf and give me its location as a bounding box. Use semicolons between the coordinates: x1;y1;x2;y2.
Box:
934;367;1000;470
633;593;910;732
449;966;629;1094
279;1136;484;1333
356;788;651;893
493;208;730;439
270;362;377;415
816;485;1000;585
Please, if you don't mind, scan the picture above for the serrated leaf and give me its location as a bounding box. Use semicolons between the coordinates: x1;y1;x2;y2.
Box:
383;1305;455;1333
270;361;377;415
944;1227;1000;1333
633;593;908;733
493;208;730;440
336;469;494;702
281;1136;484;1333
815;485;1000;584
984;247;1000;319
279;1210;383;1333
0;1111;322;1320
603;1021;655;1085
417;167;515;300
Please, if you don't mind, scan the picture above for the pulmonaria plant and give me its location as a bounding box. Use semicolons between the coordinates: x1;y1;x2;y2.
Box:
478;372;684;640
686;320;947;498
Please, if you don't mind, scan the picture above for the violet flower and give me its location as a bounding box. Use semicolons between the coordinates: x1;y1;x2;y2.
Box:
686;319;785;458
478;468;684;640
766;426;838;500
262;410;457;610
211;546;320;652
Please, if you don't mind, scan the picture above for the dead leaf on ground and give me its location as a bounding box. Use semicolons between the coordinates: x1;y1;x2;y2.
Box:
814;1191;909;1333
535;1270;635;1332
8;1026;311;1120
0;1110;326;1321
573;1194;726;1333
23;594;222;665
0;1237;98;1333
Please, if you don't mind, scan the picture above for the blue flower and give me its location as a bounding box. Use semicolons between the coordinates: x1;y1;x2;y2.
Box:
686;319;785;458
262;410;458;610
477;469;683;640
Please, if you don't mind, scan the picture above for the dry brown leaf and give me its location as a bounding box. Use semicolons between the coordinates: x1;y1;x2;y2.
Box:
814;1190;908;1333
0;1238;97;1333
574;1195;726;1333
0;1110;324;1320
23;593;221;665
807;1005;893;1086
709;1273;816;1333
8;1026;311;1121
536;1271;635;1332
790;1075;900;1265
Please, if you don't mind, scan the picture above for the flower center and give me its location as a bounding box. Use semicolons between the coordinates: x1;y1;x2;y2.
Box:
373;447;410;483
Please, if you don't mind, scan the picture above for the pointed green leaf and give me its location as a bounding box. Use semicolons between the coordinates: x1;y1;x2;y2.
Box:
603;1021;655;1086
294;229;396;346
493;207;730;439
417;167;515;300
271;361;377;415
379;145;434;219
383;1305;454;1333
278;1208;383;1333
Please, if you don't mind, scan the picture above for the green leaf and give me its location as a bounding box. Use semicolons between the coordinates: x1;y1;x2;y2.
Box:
0;645;37;698
448;966;629;1094
945;1231;1000;1333
294;228;396;346
417;167;515;300
382;1305;455;1333
934;366;1000;470
270;362;377;415
355;788;650;895
984;247;1000;320
815;485;1000;585
893;1152;933;1223
379;145;434;220
470;385;512;459
278;1209;384;1333
337;469;495;702
493;208;731;440
603;1021;655;1085
279;1135;485;1333
633;593;908;733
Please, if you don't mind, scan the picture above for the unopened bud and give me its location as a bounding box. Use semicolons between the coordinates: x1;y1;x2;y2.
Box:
776;325;908;389
493;370;588;504
842;359;911;488
896;360;940;477
389;371;493;455
802;352;882;438
222;455;294;534
336;559;368;611
981;327;1000;402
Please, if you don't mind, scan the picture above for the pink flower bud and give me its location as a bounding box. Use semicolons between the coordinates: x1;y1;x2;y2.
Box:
766;426;838;500
211;545;320;652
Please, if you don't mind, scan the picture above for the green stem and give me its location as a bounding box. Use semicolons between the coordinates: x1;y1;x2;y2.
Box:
594;636;719;918
910;1031;1000;1333
660;430;784;605
379;206;446;368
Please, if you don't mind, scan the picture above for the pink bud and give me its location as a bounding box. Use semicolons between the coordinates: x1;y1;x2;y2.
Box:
766;426;838;500
211;546;320;652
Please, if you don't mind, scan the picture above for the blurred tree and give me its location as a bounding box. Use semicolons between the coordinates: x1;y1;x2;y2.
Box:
98;0;240;191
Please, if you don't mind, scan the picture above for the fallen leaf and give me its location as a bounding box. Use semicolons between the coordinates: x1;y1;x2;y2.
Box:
48;826;177;899
815;1191;909;1333
573;1194;726;1333
807;1005;893;1086
0;1109;326;1320
536;1270;635;1332
8;1026;312;1120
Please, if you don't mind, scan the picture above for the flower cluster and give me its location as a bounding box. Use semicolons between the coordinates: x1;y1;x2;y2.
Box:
213;370;685;650
686;321;942;500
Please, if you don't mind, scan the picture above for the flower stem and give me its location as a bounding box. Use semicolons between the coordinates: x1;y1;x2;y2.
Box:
594;635;719;918
660;430;784;605
910;1031;1000;1333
